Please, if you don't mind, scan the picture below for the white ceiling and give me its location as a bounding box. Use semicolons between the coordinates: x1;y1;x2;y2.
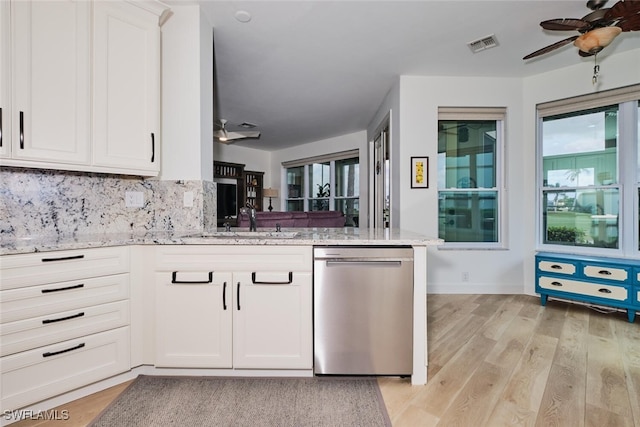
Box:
190;0;640;151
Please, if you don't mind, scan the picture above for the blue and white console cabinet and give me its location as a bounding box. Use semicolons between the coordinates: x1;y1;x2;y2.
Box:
535;252;640;323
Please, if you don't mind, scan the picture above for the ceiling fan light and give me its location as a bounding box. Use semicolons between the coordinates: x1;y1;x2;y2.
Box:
573;26;622;53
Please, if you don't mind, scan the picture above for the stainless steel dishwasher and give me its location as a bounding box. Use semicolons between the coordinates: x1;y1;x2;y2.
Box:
313;246;414;376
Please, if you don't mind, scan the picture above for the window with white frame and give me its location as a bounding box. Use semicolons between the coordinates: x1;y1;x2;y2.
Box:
283;150;359;226
437;107;506;247
537;85;639;255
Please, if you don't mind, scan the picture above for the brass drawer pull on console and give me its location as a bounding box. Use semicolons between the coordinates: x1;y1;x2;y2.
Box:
598;270;612;275
42;343;85;358
551;281;563;287
598;288;612;294
551;264;562;269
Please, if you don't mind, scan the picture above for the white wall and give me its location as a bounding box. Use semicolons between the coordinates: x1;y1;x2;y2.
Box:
270;131;368;214
160;5;213;181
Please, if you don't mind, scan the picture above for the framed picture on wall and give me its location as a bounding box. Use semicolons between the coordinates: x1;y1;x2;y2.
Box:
411;156;428;188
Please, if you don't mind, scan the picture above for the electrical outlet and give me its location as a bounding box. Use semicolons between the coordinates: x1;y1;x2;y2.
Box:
125;191;144;208
183;191;194;207
462;271;470;282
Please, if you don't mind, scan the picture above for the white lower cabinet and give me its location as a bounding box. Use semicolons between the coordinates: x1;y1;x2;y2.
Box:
154;246;313;370
0;247;131;411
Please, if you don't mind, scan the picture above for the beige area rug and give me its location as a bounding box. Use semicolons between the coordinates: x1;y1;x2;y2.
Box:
90;375;392;427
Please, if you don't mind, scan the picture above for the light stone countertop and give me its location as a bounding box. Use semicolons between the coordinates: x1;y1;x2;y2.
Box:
0;227;442;255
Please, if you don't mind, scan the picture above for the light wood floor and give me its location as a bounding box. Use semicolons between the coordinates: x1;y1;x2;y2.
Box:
9;294;640;427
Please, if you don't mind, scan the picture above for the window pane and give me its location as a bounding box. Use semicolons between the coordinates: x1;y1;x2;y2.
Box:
286;166;304;199
335;158;359;197
308;162;330;210
438;120;497;189
286;200;304;211
438;191;498;242
542;105;618;187
543;188;619;248
335;198;359;227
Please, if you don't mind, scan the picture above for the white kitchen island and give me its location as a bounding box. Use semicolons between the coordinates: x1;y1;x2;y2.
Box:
0;227;440;418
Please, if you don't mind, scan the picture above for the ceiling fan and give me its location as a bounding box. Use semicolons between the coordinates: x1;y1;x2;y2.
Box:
214;119;260;144
523;0;640;60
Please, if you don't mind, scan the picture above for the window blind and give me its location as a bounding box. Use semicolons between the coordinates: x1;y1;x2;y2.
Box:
537;84;640;118
438;107;506;121
281;149;359;168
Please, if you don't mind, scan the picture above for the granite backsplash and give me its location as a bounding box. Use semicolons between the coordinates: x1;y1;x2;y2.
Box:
0;168;216;239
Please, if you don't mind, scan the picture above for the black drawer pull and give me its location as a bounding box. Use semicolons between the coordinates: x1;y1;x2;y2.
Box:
0;107;3;147
19;111;24;149
171;271;213;284
43;342;85;358
237;282;241;311
550;281;563;287
41;254;85;262
598;288;612;294
42;312;85;324
42;283;84;294
222;281;227;311
151;132;155;163
598;270;612;276
550;264;563;269
251;271;293;285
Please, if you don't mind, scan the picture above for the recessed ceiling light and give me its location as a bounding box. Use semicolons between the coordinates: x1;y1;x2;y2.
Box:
235;10;252;23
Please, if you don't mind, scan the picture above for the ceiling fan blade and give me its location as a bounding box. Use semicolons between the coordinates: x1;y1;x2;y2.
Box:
540;18;591;31
605;0;640;21
617;13;640;30
523;35;579;60
224;131;261;140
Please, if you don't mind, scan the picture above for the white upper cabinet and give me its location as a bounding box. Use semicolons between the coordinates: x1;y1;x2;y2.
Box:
8;0;91;164
92;1;161;174
0;0;168;176
0;1;11;159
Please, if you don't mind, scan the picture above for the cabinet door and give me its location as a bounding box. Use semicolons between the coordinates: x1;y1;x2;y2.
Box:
11;0;90;164
92;1;160;174
0;0;10;158
155;271;232;368
233;271;312;369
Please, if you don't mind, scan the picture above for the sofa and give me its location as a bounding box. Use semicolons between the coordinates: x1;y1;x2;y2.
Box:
236;210;345;228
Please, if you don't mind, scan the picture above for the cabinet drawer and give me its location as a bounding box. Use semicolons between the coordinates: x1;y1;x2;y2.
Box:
583;264;628;282
537;259;576;276
539;276;628;302
0;247;129;290
155;245;312;272
1;327;130;411
1;300;129;357
0;273;129;323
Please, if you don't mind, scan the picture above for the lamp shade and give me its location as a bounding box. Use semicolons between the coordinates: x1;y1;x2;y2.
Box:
574;26;622;54
263;188;279;198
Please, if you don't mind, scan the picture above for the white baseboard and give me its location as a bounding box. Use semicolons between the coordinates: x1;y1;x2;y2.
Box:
427;282;525;294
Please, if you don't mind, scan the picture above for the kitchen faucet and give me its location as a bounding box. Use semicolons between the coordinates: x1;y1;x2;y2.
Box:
246;203;257;231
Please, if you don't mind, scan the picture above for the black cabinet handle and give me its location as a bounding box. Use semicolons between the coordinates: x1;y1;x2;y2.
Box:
237;282;241;310
42;312;85;324
43;342;85;358
41;254;85;263
19;111;24;149
550;264;562;269
251;272;293;284
0;107;3;147
222;281;227;310
550;281;563;287
171;271;213;284
42;283;84;294
598;270;612;276
598;288;612;294
151;133;155;162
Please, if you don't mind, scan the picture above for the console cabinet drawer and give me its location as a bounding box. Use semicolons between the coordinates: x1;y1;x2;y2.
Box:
537;259;577;276
538;276;628;302
1;327;130;411
1;300;129;357
583;264;628;282
0;274;129;323
0;247;129;290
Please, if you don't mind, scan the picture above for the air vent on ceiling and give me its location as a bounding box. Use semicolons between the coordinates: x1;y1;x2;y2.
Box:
467;34;499;53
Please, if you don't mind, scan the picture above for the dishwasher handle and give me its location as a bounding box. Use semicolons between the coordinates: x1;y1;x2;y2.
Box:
325;259;405;267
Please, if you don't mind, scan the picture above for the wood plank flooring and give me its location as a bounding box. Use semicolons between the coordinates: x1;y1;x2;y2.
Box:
7;294;640;427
